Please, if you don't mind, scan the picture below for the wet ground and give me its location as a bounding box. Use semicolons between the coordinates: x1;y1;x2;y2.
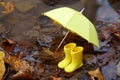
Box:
0;0;120;80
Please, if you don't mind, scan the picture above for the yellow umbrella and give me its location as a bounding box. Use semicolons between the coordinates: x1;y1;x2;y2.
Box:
43;7;99;49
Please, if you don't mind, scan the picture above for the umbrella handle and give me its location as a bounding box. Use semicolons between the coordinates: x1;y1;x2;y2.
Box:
55;31;70;52
80;8;85;13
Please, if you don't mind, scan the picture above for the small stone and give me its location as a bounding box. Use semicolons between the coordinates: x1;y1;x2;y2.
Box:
83;54;97;65
14;0;34;13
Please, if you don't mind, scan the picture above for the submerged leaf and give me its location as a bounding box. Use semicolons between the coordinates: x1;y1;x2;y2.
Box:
33;62;45;77
5;54;30;72
88;68;104;80
114;32;120;40
12;71;33;80
49;76;62;80
2;38;16;52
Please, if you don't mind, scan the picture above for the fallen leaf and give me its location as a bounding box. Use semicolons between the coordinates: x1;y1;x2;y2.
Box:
96;48;115;67
114;32;120;40
110;36;120;50
49;76;62;80
0;51;6;80
100;28;111;40
33;62;45;76
42;47;64;64
117;61;120;76
99;31;106;41
88;68;104;80
1;38;16;52
42;47;59;59
12;71;34;80
5;54;31;72
102;61;117;80
0;2;14;14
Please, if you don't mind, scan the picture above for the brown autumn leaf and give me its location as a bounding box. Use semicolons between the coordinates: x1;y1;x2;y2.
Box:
96;48;115;67
110;34;120;50
12;71;34;80
42;47;64;63
49;76;62;80
99;31;106;41
99;28;112;40
114;32;120;40
0;51;6;80
5;54;31;72
33;62;45;77
42;47;60;59
1;38;16;52
88;68;104;80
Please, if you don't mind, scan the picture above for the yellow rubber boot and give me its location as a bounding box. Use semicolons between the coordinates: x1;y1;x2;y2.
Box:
58;43;76;69
64;46;83;73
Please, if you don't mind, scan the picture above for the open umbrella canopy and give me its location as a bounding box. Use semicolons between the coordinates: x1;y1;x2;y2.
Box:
43;7;100;48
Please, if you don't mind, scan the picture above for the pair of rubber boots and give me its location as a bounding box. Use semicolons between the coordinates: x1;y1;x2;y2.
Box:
58;43;83;73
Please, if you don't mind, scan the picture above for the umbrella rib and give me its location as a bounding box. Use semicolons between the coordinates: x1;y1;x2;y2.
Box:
55;8;85;52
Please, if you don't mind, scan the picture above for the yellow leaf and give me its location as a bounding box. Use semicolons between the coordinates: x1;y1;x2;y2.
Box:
0;51;6;80
0;1;14;14
88;68;104;80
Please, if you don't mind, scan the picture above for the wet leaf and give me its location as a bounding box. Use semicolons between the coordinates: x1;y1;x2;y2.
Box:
114;32;120;40
42;47;64;64
0;2;14;14
71;71;91;80
96;48;115;67
5;54;31;72
0;0;120;79
117;61;120;76
49;76;62;80
99;27;111;40
12;71;33;80
37;35;53;48
42;47;63;59
18;51;26;59
0;51;6;80
33;62;45;77
102;61;117;80
42;47;56;58
110;36;120;50
99;32;106;41
88;68;104;80
2;38;16;52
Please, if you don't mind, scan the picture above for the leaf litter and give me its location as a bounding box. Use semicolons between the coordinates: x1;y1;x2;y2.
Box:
0;0;120;80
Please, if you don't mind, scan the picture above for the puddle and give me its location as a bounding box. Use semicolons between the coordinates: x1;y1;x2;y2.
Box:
0;0;120;80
